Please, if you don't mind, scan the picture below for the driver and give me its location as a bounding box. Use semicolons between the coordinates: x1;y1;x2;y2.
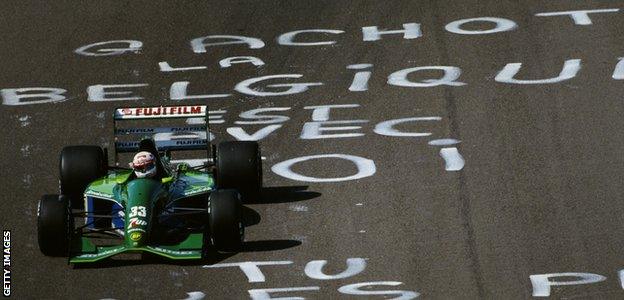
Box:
129;151;157;178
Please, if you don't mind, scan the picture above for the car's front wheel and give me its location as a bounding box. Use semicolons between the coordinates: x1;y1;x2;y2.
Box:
37;194;73;256
215;141;262;202
207;189;243;252
60;145;107;208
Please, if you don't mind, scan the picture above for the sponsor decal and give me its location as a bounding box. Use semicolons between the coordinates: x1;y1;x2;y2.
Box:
3;230;10;297
116;106;204;118
129;232;142;241
116;141;139;148
129;206;146;218
171;126;205;132
84;190;115;200
140;106;202;116
147;246;196;256
116;128;156;134
128;217;147;228
175;139;207;146
183;186;210;196
115;126;205;135
127;228;147;234
76;247;123;259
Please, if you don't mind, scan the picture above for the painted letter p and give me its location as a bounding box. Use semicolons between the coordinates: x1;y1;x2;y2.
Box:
530;272;606;297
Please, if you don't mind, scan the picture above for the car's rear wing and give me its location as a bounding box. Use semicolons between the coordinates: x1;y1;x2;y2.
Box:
113;104;212;164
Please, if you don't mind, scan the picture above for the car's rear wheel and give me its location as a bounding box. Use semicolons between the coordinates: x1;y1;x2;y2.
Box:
216;141;262;202
37;194;73;256
60;145;107;208
208;189;243;252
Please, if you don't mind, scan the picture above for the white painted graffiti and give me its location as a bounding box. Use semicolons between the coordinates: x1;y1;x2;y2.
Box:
528;269;624;297
271;154;377;183
3;8;624;105
6;57;624;105
204;258;419;299
186;104;448;142
530;272;607;297
178;103;464;177
73;9;621;56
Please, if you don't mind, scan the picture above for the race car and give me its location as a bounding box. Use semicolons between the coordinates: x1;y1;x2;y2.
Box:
37;105;262;263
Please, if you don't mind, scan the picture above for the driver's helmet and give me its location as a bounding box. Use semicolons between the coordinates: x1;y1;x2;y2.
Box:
129;151;157;178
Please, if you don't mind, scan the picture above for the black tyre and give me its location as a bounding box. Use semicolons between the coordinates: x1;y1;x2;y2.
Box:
216;141;262;202
208;189;243;252
60;146;107;208
37;194;73;256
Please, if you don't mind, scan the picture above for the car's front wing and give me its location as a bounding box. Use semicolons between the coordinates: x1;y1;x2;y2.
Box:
69;233;204;263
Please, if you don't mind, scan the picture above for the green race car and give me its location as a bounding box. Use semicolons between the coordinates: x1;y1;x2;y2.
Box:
37;105;262;264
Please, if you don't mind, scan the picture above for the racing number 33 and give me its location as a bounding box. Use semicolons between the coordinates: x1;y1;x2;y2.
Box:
129;206;146;217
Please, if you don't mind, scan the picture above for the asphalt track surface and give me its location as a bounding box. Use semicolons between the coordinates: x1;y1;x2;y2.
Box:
2;1;624;299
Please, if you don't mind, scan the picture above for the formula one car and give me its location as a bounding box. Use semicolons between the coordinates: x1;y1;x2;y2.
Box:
37;105;262;263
